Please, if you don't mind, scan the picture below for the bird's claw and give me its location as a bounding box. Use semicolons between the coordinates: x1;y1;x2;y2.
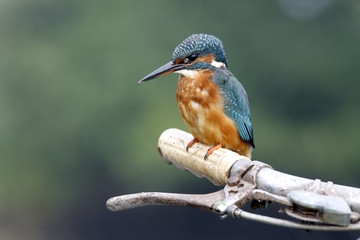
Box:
204;152;209;160
186;138;199;152
204;144;222;160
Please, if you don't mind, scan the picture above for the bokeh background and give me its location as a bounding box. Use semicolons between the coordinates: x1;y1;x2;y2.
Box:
0;0;359;239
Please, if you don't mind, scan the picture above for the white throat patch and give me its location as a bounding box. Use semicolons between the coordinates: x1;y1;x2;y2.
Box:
175;69;199;78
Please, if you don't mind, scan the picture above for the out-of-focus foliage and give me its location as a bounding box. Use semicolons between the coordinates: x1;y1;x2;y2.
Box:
0;0;359;239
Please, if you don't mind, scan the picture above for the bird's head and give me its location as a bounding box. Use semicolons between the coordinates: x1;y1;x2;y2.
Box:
139;34;227;83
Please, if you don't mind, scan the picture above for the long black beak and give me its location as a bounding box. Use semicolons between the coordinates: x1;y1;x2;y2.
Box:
139;61;186;83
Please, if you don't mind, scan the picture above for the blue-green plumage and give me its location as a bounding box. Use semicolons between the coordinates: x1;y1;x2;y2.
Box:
140;33;255;158
173;34;254;148
172;34;228;66
174;61;255;148
212;68;255;148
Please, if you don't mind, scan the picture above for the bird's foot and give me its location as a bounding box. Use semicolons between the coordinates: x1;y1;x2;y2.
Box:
204;144;222;160
186;138;199;151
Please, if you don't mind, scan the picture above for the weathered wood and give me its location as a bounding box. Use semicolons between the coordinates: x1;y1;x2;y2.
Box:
157;128;251;185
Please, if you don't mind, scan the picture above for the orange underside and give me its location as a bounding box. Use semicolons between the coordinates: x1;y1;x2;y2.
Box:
176;63;251;158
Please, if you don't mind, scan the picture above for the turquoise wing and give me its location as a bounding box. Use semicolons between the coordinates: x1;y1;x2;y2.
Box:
213;68;255;148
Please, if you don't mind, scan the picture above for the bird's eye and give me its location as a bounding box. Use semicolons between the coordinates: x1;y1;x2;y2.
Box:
184;54;198;64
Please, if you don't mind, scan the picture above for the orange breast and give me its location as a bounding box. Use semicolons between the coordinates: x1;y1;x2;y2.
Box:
176;69;251;158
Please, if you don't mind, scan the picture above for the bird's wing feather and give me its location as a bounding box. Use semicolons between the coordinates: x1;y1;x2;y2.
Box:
213;68;255;148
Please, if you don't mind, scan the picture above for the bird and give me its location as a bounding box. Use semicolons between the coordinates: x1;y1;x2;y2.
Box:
139;33;254;159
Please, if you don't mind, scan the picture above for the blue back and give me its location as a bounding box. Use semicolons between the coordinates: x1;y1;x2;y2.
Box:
212;68;255;148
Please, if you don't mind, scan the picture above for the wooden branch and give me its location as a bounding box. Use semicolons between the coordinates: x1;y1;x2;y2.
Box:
157;128;250;186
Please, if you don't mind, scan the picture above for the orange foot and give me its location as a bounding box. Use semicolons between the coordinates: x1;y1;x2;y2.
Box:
204;144;223;160
186;138;199;151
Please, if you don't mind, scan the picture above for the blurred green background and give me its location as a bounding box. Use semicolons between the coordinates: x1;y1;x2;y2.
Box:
0;0;359;239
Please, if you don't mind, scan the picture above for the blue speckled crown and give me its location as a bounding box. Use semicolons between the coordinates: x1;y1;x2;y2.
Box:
172;34;228;66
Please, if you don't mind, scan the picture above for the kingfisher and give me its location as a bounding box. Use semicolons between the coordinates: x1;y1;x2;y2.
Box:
140;34;254;159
